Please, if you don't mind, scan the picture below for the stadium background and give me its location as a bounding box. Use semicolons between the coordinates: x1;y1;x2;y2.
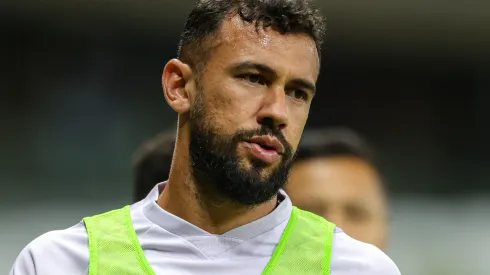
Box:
1;1;489;274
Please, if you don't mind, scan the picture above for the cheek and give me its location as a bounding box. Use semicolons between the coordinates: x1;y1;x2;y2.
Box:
286;106;309;142
203;84;260;130
360;221;386;244
286;124;306;150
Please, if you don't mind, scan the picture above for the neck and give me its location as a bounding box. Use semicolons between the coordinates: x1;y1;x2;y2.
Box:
157;138;277;235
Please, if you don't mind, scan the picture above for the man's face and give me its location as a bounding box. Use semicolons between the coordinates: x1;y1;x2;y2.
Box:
187;16;319;206
285;156;389;249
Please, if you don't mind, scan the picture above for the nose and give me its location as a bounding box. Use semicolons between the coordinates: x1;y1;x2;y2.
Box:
256;86;288;130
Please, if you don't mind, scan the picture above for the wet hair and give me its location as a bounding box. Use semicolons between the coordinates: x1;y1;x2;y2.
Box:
177;0;326;70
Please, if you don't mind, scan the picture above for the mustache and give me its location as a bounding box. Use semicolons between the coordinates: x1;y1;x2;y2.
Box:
233;126;293;157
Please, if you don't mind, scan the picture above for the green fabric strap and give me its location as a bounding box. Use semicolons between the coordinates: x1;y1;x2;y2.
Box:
84;205;335;275
263;207;335;275
83;206;156;275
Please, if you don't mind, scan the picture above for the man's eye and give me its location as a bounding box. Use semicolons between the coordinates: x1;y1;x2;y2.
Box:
345;205;370;223
288;90;309;101
240;74;266;85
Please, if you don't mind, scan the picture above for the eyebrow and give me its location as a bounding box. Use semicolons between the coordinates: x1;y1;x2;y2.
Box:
231;61;276;76
230;61;316;95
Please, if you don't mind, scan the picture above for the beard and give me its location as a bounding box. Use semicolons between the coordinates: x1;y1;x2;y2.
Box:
188;92;294;207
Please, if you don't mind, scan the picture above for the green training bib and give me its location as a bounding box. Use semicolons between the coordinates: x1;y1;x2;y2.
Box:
83;205;335;275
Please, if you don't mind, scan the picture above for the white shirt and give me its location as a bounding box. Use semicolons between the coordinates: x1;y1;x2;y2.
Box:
9;182;400;275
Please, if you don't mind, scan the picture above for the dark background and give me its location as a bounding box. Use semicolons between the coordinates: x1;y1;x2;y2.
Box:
1;1;489;274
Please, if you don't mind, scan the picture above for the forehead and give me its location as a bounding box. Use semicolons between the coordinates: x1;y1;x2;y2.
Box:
290;156;385;205
205;15;320;79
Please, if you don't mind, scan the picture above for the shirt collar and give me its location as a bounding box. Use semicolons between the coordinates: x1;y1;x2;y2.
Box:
142;181;292;241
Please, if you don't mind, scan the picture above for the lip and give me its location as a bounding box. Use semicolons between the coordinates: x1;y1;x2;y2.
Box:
244;141;281;164
247;135;285;154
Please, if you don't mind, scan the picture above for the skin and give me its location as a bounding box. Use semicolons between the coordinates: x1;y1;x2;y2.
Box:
285;156;389;249
158;15;320;234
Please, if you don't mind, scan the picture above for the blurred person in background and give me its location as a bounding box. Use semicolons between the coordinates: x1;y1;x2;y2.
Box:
132;130;175;203
10;0;400;274
285;127;389;249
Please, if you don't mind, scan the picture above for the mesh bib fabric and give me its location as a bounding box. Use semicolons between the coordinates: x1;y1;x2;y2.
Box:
84;207;156;275
83;205;335;275
262;207;335;275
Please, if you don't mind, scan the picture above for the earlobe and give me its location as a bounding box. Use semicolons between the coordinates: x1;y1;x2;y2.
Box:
162;59;193;113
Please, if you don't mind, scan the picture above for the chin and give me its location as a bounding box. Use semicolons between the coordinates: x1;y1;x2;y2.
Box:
245;156;277;170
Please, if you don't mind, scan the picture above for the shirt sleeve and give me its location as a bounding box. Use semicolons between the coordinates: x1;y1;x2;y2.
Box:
366;248;401;275
9;245;37;275
8;222;90;275
331;230;401;275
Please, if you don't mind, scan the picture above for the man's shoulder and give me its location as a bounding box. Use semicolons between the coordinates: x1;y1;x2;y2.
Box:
9;222;89;275
332;230;401;275
9;204;148;275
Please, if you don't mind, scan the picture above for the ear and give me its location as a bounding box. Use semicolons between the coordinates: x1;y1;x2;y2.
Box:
162;59;193;113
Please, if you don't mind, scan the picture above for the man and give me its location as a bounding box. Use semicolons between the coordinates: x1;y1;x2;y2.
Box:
132;128;390;250
132;130;175;202
285;127;390;249
10;1;400;274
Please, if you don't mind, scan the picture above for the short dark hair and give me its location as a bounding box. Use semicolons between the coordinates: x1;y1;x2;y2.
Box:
295;127;376;166
295;127;389;194
177;0;326;71
132;131;176;202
